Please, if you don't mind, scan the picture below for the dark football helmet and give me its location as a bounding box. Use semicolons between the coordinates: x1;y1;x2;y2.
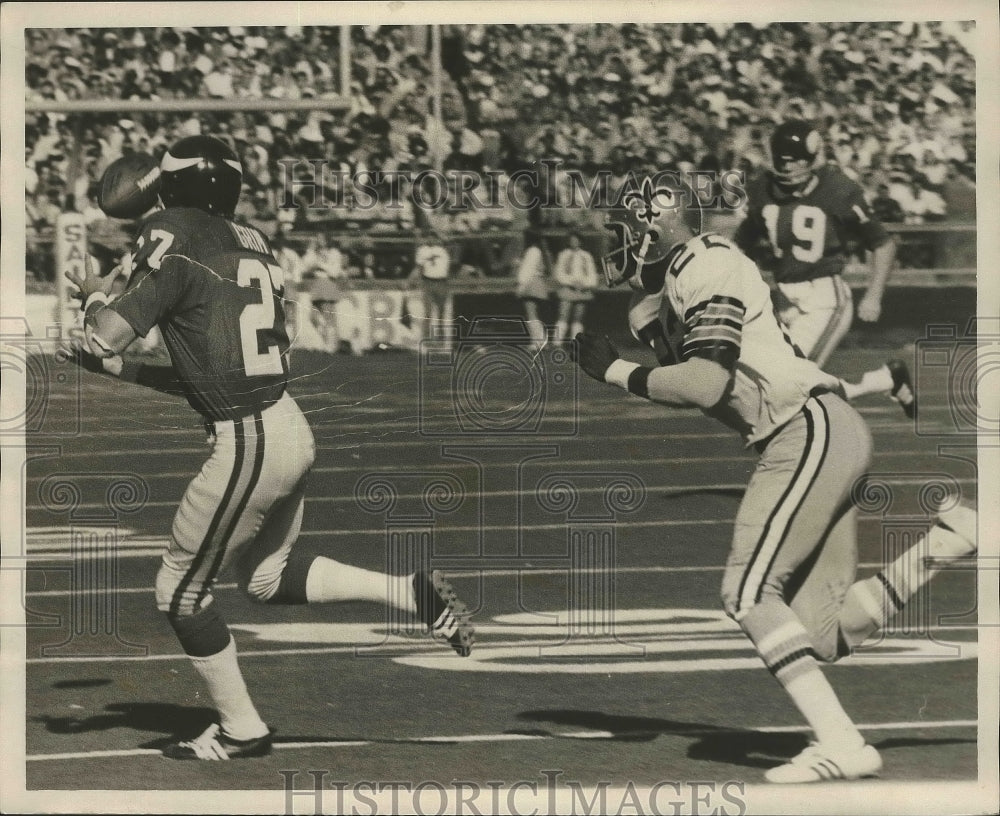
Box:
159;135;243;217
602;175;702;291
768;120;823;190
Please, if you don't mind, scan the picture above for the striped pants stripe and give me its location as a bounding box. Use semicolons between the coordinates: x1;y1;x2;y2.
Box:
721;392;872;661
776;276;854;368
156;393;316;617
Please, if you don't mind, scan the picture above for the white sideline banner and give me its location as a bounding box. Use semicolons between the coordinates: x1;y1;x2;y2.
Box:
290;288;428;353
53;213;87;340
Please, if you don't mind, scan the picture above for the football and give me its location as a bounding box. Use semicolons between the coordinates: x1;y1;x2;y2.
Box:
98;152;162;219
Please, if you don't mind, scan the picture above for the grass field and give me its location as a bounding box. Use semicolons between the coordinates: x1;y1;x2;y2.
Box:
11;339;993;813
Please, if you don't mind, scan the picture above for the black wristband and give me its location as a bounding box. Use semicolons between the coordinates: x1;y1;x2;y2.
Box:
627;366;652;399
119;360;143;383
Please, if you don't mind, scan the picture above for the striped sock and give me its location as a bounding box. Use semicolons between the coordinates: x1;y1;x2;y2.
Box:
838;513;976;651
741;601;864;751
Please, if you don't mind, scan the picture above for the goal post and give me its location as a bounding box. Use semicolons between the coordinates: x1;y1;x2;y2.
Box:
31;93;354;342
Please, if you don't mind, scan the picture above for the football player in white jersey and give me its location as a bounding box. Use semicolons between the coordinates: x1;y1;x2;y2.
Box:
575;176;977;783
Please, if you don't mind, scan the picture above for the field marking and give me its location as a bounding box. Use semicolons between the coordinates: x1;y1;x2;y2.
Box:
19;510;972;562
25;406;956;437
22;475;978;515
19;559;970;597
19;428;948;472
24;719;978;763
23;621;979;665
35;411;959;442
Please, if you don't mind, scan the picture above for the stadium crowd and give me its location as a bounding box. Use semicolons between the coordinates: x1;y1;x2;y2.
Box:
26;22;976;282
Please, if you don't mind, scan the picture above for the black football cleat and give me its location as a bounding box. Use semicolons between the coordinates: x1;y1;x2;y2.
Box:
414;570;475;657
162;723;274;760
888;358;916;419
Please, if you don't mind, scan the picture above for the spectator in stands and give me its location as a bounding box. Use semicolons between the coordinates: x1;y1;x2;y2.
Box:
271;230;305;341
890;174;947;224
410;228;453;345
552;231;599;341
23;22;977;287
869;183;905;224
301;232;348;353
515;232;551;350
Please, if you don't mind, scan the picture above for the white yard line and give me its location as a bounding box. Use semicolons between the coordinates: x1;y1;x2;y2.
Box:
23;621;979;665
25;719;978;763
19;511;976;563
21;475;977;514
22;559;980;597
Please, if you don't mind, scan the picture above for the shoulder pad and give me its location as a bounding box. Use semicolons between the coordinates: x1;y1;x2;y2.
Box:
815;165;861;198
144;207;205;237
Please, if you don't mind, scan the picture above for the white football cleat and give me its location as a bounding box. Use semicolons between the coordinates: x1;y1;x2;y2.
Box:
936;503;977;555
764;742;882;784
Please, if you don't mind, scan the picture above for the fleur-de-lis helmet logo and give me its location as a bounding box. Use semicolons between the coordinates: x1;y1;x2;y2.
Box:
601;174;701;290
622;177;679;226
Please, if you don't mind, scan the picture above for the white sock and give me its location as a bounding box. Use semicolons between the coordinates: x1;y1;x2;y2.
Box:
841;365;893;400
742;606;864;752
784;670;866;751
570;321;584;338
305;556;415;613
554;321;568;340
839;506;977;649
189;637;268;741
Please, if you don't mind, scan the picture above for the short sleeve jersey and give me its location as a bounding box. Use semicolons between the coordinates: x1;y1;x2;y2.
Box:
735;165;889;284
111;207;290;422
661;233;841;444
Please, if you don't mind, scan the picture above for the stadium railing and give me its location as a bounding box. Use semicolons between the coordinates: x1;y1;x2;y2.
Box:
26;221;977;290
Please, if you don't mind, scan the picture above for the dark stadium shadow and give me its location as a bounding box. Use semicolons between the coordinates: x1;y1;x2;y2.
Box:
662;487;746;501
51;678;113;689
686;731;811;769
518;710;977;769
517;709;808;769
35;702;216;742
872;736;977;750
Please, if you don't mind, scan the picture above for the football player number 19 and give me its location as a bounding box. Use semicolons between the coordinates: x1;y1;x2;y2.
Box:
761;204;826;264
237;258;285;376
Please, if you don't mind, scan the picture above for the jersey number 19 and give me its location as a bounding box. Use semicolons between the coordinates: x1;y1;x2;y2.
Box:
761;203;827;264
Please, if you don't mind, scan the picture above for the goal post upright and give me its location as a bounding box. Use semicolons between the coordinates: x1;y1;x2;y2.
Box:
28;68;353;340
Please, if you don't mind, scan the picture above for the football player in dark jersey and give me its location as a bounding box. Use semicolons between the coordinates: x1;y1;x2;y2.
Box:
735;120;915;418
65;135;474;760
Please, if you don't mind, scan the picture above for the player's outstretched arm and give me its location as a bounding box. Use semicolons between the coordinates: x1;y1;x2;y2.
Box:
59;343;185;397
62;256;183;397
65;257;138;356
576;332;730;408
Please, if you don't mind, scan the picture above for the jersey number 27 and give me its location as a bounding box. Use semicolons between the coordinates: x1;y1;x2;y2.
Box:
237;258;285;376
